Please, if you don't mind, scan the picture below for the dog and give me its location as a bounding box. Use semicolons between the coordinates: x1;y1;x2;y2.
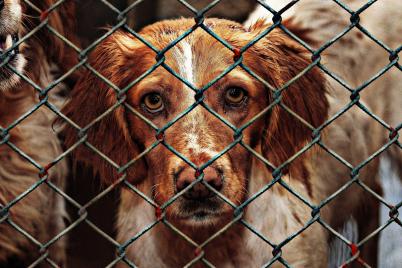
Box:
61;0;401;267
0;0;77;267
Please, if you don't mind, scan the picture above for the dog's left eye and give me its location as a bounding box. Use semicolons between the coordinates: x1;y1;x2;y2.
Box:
142;93;164;113
224;87;247;106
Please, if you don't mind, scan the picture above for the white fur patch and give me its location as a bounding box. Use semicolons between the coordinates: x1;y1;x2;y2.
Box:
187;132;202;153
379;158;402;268
0;0;22;35
328;217;358;268
173;41;194;85
172;41;220;163
9;1;22;20
181;41;194;84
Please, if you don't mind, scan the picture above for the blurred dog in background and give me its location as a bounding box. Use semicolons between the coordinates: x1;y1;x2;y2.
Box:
0;0;77;266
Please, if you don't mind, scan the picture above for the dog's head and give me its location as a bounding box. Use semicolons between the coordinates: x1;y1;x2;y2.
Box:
62;18;328;226
0;0;76;90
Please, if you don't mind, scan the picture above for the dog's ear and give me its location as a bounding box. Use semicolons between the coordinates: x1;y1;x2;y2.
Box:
245;22;329;169
46;0;79;74
61;31;147;184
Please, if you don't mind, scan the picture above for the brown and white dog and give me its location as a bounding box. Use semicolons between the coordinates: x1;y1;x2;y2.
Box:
0;0;76;267
62;0;401;267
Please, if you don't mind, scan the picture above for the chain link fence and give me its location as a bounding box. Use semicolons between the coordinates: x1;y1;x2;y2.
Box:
0;0;401;267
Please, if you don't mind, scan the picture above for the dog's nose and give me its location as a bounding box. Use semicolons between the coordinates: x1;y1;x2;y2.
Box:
176;167;223;200
0;1;4;10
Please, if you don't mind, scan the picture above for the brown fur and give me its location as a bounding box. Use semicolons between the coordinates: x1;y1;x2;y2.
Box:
23;0;78;81
62;18;328;209
0;0;77;266
62;0;400;266
61;17;331;267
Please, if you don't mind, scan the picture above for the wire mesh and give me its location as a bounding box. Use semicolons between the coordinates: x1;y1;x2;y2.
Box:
0;0;400;267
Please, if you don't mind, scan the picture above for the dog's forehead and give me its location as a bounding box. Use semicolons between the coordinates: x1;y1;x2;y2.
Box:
140;18;246;62
139;18;245;39
137;18;246;87
169;34;233;85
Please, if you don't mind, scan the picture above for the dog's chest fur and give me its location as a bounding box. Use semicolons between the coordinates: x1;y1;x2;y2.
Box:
116;160;327;267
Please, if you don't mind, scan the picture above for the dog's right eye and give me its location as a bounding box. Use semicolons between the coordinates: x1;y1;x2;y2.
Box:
142;93;164;113
224;87;248;107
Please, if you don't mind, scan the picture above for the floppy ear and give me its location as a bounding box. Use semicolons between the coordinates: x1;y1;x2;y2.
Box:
61;31;148;184
245;23;329;170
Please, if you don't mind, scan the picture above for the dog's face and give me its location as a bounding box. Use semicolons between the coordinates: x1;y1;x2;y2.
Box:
123;25;269;224
63;18;328;226
0;0;25;90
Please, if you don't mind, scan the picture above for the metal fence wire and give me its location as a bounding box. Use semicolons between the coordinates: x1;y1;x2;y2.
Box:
0;0;401;267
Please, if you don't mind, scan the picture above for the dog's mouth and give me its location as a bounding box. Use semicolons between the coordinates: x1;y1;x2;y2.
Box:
176;197;226;223
0;33;19;62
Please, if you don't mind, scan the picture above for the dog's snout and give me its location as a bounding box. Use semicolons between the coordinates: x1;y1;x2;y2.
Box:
176;167;223;200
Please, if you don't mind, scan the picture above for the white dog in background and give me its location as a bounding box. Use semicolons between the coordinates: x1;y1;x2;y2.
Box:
247;1;402;267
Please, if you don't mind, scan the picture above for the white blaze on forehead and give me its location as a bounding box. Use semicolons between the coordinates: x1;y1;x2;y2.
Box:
171;41;220;163
172;40;195;85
